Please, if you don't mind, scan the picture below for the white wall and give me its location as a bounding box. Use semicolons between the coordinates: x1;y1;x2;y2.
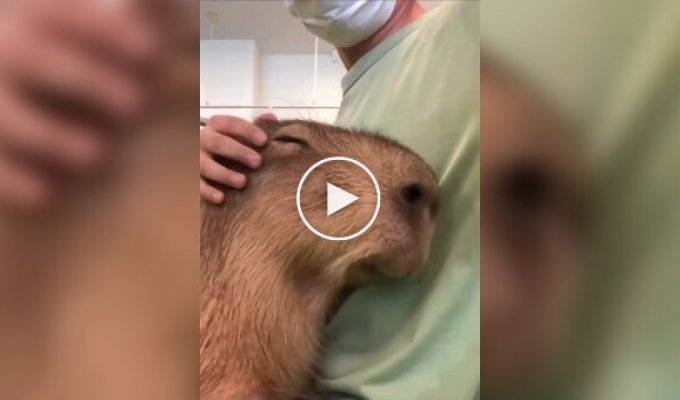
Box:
260;54;345;122
200;39;346;124
200;40;258;120
260;55;344;106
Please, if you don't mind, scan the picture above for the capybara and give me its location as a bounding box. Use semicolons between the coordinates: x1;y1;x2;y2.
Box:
200;120;439;399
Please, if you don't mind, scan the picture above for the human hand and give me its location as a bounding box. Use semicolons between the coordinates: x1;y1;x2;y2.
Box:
200;114;275;204
0;0;160;209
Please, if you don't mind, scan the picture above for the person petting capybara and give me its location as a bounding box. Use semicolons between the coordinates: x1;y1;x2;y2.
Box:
200;120;439;400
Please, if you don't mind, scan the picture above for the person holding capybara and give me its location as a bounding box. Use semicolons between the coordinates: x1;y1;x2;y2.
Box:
200;1;480;399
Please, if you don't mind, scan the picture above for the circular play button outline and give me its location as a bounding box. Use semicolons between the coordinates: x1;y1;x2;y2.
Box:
296;156;381;241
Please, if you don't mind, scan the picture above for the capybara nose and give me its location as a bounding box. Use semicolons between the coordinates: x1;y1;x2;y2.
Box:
399;182;436;217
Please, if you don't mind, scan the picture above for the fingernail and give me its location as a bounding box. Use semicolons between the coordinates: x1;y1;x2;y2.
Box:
235;174;247;188
256;132;268;146
249;153;262;168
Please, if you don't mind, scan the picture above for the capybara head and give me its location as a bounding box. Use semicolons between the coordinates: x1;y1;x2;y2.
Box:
202;119;439;289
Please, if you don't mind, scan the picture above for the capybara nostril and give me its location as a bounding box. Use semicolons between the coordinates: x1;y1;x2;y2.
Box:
401;183;426;205
400;182;438;216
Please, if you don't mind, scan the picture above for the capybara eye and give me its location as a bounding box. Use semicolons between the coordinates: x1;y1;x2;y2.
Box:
273;134;309;148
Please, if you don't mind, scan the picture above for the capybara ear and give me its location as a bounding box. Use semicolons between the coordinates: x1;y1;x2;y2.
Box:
254;118;284;139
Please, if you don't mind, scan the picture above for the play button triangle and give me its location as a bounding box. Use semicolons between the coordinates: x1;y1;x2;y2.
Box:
326;182;359;216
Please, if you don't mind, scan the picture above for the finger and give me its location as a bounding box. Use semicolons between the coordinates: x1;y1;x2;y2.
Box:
200;129;263;169
206;115;268;147
0;154;50;210
6;28;143;119
17;0;159;67
199;151;247;189
200;179;224;205
0;85;103;170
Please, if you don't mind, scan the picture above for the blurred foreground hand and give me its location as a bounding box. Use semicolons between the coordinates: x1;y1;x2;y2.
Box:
0;0;160;210
0;1;198;399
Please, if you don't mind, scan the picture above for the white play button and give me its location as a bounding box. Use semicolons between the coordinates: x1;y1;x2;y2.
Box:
297;156;381;241
326;182;359;216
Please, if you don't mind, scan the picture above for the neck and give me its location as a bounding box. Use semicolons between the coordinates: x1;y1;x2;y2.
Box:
338;0;426;69
200;207;340;398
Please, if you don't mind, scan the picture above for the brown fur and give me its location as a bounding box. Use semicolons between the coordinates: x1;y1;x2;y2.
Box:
200;120;439;400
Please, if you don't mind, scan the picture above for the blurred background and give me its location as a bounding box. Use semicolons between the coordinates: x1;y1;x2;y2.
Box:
482;0;680;399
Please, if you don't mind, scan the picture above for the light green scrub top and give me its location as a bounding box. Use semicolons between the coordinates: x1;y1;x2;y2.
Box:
321;3;480;400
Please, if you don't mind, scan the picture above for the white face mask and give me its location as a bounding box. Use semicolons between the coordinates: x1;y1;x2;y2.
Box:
284;0;396;48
